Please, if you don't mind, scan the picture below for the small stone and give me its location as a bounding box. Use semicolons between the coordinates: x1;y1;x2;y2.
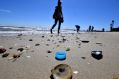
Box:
96;43;102;44
47;39;50;41
46;44;49;46
29;39;33;41
52;40;54;42
76;37;80;39
78;43;81;46
66;48;70;51
42;36;44;38
17;48;24;52
81;40;89;43
13;54;21;58
50;35;53;37
62;38;66;42
2;53;9;58
35;44;40;46
59;41;62;43
96;43;103;46
57;45;60;47
47;50;52;53
9;47;13;49
0;48;6;54
81;57;86;59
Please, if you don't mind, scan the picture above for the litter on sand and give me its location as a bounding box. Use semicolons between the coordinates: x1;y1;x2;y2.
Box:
73;71;79;74
91;51;103;60
51;64;73;79
81;40;89;43
55;51;66;61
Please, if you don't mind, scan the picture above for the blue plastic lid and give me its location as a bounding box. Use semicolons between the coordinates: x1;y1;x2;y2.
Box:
55;51;66;60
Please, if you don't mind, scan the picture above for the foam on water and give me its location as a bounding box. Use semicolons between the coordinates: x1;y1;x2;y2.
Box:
0;30;85;36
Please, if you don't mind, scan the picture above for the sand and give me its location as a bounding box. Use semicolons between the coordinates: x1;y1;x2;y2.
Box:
0;32;119;79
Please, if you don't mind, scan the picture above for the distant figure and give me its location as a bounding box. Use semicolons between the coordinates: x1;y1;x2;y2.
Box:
112;20;114;26
88;25;91;32
50;0;64;34
75;25;80;33
102;28;105;32
110;20;114;32
91;26;94;32
110;24;113;32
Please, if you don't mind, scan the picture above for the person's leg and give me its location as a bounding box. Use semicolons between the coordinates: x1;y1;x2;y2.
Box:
76;29;78;33
58;20;61;34
77;28;79;33
50;19;58;34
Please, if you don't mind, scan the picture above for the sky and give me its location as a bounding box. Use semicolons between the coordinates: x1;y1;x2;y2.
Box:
0;0;119;30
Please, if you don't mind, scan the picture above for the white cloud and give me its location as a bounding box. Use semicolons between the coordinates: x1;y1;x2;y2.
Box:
0;9;11;13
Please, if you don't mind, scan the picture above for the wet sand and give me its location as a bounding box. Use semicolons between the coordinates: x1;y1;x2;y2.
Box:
0;32;119;79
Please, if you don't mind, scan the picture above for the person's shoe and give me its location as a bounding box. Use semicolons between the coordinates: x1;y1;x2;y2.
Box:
50;29;53;34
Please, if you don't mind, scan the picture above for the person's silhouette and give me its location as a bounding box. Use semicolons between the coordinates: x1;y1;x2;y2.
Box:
50;0;64;34
91;26;94;32
89;25;91;32
75;25;80;33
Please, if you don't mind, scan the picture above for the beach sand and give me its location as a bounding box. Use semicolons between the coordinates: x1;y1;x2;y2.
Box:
0;32;119;79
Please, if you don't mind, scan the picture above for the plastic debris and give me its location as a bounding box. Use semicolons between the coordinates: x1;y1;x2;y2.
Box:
51;64;73;79
91;51;103;60
73;71;79;74
55;51;66;60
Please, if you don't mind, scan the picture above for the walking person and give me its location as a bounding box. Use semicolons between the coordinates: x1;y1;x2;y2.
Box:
50;0;64;34
91;26;94;32
88;25;91;32
75;25;80;33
